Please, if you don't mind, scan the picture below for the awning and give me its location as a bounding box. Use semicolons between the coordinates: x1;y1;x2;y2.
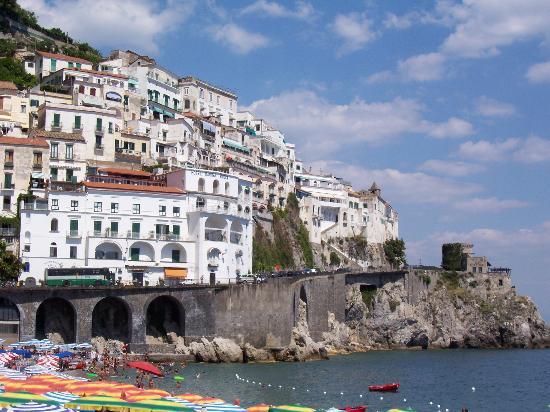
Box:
31;172;47;179
128;78;139;85
223;139;250;154
202;121;216;134
106;91;122;102
164;268;187;278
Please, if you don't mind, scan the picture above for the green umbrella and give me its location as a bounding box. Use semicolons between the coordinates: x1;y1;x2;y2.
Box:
173;376;185;381
86;373;99;378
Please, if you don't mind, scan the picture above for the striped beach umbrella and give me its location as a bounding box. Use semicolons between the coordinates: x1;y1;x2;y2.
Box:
64;395;133;412
7;401;75;412
198;404;247;412
173;394;204;402
0;368;27;381
127;399;195;412
0;393;58;407
42;393;79;404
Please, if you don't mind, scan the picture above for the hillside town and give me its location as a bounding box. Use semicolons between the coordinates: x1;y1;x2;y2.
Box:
0;49;399;286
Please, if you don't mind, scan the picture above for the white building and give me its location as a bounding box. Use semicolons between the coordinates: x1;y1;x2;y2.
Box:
19;167;253;286
34;51;93;80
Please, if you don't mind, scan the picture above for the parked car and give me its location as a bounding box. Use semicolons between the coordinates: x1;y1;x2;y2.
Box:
237;274;256;284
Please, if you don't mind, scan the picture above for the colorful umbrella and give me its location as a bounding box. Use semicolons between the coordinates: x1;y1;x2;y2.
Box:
269;406;315;412
42;392;79;404
127;362;163;377
247;404;270;412
173;394;204;402
173;376;185;382
64;395;132;412
0;392;58;407
127;399;194;412
386;409;416;412
8;401;75;412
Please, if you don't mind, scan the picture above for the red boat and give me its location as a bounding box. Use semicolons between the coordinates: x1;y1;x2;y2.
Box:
368;383;399;392
339;406;367;412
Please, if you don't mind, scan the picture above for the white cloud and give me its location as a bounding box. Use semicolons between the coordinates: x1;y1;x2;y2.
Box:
331;12;376;56
19;0;194;54
242;90;474;159
397;52;447;81
419;159;485;177
240;0;316;21
475;96;516;117
309;160;482;205
513;136;550;163
367;52;447;83
458;138;520;161
439;0;550;58
453;197;529;213
526;61;550;83
208;23;270;54
383;12;418;30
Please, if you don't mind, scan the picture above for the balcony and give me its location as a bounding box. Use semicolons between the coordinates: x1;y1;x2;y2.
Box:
21;201;48;211
94;145;104;156
51;122;62;131
207;257;219;267
156;233;181;241
205;229;225;242
32;163;43;170
0;182;14;190
72;123;82;133
66;230;81;239
4;162;13;169
147;75;179;95
95;126;105;135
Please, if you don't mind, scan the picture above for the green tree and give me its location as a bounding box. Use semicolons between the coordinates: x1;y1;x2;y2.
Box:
441;243;465;271
0;39;17;57
329;251;341;266
0;240;23;282
383;238;407;268
0;57;37;89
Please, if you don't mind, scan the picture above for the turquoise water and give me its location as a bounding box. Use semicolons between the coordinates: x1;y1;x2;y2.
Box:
147;350;549;411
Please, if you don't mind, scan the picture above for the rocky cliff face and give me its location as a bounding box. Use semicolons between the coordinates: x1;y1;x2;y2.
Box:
330;272;549;351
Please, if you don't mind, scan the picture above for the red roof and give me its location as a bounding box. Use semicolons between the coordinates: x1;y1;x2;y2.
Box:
37;51;92;65
84;181;184;194
0;81;18;90
98;167;152;177
64;67;128;79
0;136;49;148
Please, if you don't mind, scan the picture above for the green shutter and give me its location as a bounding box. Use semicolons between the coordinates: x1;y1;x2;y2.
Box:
53;113;60;127
171;249;180;263
50;59;56;71
76;63;81;69
132;222;140;234
74;116;81;129
110;221;118;233
96;118;102;130
4;174;12;187
68;62;74;68
142;143;146;153
130;247;139;261
94;221;102;233
70;220;78;231
172;225;180;235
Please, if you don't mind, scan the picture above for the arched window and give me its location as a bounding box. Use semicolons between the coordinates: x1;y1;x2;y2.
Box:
198;178;205;192
244;206;250;214
78;85;85;94
50;218;58;232
213;180;219;194
90;88;96;96
49;242;57;258
184;99;190;109
225;182;230;195
196;196;205;208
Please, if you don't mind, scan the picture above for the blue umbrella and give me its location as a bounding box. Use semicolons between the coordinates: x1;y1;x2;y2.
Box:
53;352;73;359
10;350;31;358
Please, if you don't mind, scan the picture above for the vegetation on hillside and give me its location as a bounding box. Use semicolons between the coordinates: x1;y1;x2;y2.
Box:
441;243;465;271
0;240;23;282
383;238;406;268
0;57;37;89
252;193;314;272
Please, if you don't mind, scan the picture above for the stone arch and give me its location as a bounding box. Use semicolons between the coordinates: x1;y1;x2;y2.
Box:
198;178;205;192
230;220;243;244
224;181;230;195
128;241;155;262
160;243;187;263
294;284;309;328
0;297;20;343
91;297;131;342
145;295;185;341
205;215;227;242
213;179;219;194
95;242;123;260
36;298;76;343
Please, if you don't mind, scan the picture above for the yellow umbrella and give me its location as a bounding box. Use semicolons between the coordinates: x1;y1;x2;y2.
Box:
248;404;271;412
269;406;316;412
127;399;195;412
65;395;133;412
0;392;58;407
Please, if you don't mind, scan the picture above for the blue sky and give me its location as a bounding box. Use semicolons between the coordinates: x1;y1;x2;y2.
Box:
24;0;550;319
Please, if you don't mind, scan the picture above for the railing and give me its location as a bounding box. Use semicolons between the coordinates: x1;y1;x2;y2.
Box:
147;76;179;94
32;163;43;169
51;122;62;131
205;229;225;242
66;230;81;238
156;233;181;241
95;126;105;134
21;201;48;211
4;162;13;169
0;182;15;189
72;123;82;132
208;258;220;266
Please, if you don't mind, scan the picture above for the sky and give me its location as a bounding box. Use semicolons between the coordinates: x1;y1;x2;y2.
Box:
22;0;550;319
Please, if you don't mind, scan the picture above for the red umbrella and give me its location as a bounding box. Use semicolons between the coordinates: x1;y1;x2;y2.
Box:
127;360;164;376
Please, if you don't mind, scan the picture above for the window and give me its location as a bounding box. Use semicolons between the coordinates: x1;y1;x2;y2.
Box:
50;168;58;181
69;219;78;235
213;180;219;194
51;199;59;210
78;85;84;94
33;152;42;167
130;247;140;261
225;182;230;195
110;221;118;235
2;196;10;211
50;59;56;72
199;88;204;98
229;99;233;109
76;63;81;69
96;118;102;131
173;206;180;217
70;200;78;211
198;178;205;192
4;150;13;167
164;94;169;106
70;246;77;259
216;95;220;105
172;225;180;237
162;130;167;139
50;142;59;159
184;99;190;109
20;104;26;113
142;143;146;153
30;99;39;107
74;115;81;130
184;87;189;95
3;173;12;189
94;201;102;212
90;88;96;96
171;249;180;263
65;144;73;160
209;92;213;102
159;205;166;216
131;222;140;237
66;169;74;182
68;62;74;68
52;113;60;128
196;196;205;208
50;218;58;232
93;220;102;235
108;122;113;133
132;204;140;214
49;242;57;258
111;202;119;213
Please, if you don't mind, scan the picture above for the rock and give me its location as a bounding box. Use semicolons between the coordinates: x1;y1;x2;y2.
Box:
189;338;218;362
91;336;125;354
47;332;64;345
242;343;274;362
212;338;243;363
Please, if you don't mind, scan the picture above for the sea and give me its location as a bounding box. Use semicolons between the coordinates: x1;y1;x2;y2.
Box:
143;349;549;412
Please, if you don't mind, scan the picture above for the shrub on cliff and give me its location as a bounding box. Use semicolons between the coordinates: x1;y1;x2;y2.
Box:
383;238;406;268
0;240;23;282
441;243;465;271
0;57;37;89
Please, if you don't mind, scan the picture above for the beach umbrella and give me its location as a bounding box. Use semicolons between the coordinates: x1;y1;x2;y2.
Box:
0;392;58;407
386;409;416;412
194;398;225;405
3;383;51;395
126;399;194;412
247;404;270;412
198;404;247;412
86;373;98;379
7;401;75;412
126;362;163;377
10;350;31;359
0;368;27;381
268;406;315;412
52;353;73;360
173;376;185;382
42;393;79;404
64;395;132;412
173;394;204;402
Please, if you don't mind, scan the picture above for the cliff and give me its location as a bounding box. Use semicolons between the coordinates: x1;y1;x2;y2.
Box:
325;270;549;351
